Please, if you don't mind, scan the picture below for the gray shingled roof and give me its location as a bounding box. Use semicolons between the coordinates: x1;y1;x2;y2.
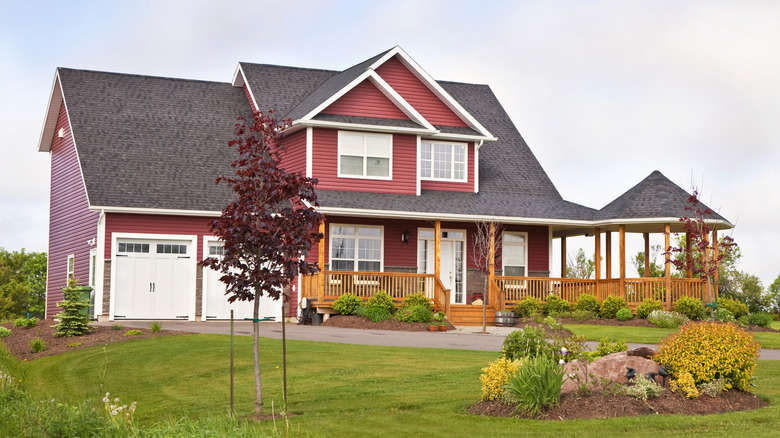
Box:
312;113;424;129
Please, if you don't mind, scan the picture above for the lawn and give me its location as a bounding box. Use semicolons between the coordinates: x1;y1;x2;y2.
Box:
564;323;780;349
4;334;780;437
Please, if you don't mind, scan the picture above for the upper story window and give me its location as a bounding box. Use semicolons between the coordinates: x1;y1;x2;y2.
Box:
338;132;392;179
420;141;467;181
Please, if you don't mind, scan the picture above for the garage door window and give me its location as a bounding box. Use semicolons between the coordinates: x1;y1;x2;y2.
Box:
157;244;187;254
118;243;149;253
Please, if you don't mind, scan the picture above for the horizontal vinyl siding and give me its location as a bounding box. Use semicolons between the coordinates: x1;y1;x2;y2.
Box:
322;80;409;120
243;85;257;112
311;128;416;194
46;101;99;318
376;56;467;127
104;214;213;261
281;130;307;174
420;141;475;192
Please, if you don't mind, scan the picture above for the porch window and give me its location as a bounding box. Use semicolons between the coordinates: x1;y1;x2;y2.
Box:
330;225;383;272
420;141;467;181
338;132;392;179
502;232;527;277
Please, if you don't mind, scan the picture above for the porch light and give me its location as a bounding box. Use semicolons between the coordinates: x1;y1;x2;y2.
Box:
401;230;409;244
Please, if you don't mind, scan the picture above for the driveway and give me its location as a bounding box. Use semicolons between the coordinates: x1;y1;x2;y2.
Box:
96;320;780;360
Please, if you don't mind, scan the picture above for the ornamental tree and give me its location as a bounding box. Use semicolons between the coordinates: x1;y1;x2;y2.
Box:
202;110;323;415
665;189;737;321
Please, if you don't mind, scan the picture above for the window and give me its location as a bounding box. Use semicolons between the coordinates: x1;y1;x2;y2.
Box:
338;132;392;178
330;225;383;272
208;243;226;257
118;243;150;253
502;233;527;277
89;249;97;287
156;244;187;255
420;141;466;181
67;254;75;281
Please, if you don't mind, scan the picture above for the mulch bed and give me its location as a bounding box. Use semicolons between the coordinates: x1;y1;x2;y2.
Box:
1;319;193;361
321;314;454;332
469;389;768;420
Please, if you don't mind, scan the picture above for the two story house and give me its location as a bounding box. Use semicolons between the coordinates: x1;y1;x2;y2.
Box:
38;47;731;324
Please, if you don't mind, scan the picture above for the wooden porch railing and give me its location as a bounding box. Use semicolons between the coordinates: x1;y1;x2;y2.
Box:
433;277;451;317
301;271;436;301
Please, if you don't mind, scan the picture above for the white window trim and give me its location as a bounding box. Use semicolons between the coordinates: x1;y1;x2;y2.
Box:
419;140;468;182
502;231;529;281
66;254;75;281
337;131;393;180
89;249;97;288
328;224;384;274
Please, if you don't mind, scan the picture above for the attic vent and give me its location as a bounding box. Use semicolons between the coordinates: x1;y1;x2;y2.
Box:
58;128;65;138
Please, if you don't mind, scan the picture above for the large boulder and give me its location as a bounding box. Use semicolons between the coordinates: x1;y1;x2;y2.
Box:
561;352;661;394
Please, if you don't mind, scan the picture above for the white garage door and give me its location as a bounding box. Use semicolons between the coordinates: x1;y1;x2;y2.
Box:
114;240;192;319
203;242;282;321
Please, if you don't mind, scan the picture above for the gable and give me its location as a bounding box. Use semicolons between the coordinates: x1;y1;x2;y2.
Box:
375;56;468;127
321;79;410;120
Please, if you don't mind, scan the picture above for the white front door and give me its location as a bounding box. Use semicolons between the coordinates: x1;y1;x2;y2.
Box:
419;229;466;305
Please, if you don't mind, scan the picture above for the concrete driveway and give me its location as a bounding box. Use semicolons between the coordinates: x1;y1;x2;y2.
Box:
96;319;780;360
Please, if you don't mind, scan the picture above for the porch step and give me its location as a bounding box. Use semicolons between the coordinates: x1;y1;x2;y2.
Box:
448;304;497;326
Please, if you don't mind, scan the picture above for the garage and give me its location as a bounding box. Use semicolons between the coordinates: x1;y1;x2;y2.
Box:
202;240;283;321
113;238;194;319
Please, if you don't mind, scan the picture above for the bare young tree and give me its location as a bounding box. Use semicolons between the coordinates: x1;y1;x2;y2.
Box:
471;220;502;332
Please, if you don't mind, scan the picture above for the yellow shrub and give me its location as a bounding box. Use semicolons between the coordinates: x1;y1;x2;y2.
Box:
670;372;699;399
654;321;760;392
480;357;523;401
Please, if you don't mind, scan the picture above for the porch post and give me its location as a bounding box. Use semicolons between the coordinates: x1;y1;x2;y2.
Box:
318;220;325;303
489;222;496;309
605;232;612;279
713;229;719;301
619;225;626;297
434;220;441;306
664;223;671;310
594;228;601;280
643;232;650;278
703;231;710;304
560;236;567;278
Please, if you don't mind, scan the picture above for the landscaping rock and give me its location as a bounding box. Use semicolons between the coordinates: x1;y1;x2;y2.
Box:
562;352;660;394
626;346;656;359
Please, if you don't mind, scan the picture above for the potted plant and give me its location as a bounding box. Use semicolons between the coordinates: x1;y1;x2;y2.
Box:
494;310;515;327
432;311;446;331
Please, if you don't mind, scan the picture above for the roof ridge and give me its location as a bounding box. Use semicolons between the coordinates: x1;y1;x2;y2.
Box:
238;62;337;74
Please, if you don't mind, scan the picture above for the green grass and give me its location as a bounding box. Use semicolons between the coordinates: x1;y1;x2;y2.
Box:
771;320;780;330
565;323;780;349
2;334;780;437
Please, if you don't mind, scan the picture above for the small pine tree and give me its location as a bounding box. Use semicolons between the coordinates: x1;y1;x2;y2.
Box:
53;278;92;337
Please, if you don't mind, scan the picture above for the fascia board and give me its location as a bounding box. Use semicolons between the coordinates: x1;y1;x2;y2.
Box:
37;71;63;153
90;206;222;217
292;119;437;135
231;63;245;87
428;132;498;142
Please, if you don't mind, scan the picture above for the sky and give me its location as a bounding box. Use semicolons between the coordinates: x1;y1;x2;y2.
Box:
1;0;778;287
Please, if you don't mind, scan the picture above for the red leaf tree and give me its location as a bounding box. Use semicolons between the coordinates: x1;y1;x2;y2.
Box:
665;189;737;320
202;111;323;415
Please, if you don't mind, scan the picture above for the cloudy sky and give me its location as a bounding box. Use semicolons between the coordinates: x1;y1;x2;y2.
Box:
1;0;778;287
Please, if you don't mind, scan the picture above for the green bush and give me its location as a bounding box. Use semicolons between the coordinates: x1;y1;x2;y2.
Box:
574;294;600;314
110;323;123;330
504;354;565;417
587;337;628;361
0;327;11;338
647;310;689;328
502;327;550;360
400;293;432;311
544;295;570;315
53;280;92;337
394;305;433;323
332;293;363;315
621;375;663;401
29;337;45;353
718;297;749;319
150;321;162;333
673;296;705;321
366;290;396;314
13;317;37;329
616;308;633;321
715;308;736;323
739;312;773;328
599;296;628;319
357;305;392;322
636;298;663;319
513;297;543;317
480;357;524;401
569;309;598;321
654;321;760;392
123;330;142;336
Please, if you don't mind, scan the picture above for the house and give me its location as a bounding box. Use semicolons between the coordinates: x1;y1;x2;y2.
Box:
38;47;732;324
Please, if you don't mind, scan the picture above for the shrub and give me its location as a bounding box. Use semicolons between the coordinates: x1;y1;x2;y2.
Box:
366;291;396;315
29;337;45;353
622;375;663;401
14;318;37;329
400;293;432;311
0;327;11;338
569;309;598;321
599;296;628;319
670;371;699;399
636;298;663;319
53;280;92;337
357;305;392;322
394;305;433;324
699;377;726;397
332;293;363;315
542;315;562;331
479;357;523;401
123;330;143;336
574;294;600;314
673;296;705;321
587;337;628;361
647;309;689;328
513;297;543;318
715;308;736;323
504;354;565;417
150;321;162;333
718;297;749;319
654;321;760;392
544;295;570;315
66;341;82;348
739;312;773;328
502;327;550;361
551;335;587;363
110;323;123;330
616;308;633;321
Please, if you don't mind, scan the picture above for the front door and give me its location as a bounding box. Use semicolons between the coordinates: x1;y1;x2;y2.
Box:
419;229;466;304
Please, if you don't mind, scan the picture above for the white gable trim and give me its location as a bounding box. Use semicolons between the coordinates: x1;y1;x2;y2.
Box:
371;46;495;140
292;119;436;135
231;64;258;112
38;71;63;153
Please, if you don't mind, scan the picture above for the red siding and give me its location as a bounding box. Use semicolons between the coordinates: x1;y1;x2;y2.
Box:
46;101;100;318
104;213;213;261
311;128;416;195
376;56;468;127
280;130;307;174
420;142;476;192
322;80;409;120
243;85;257;113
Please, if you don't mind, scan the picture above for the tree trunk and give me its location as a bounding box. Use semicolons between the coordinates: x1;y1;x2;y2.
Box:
253;287;263;414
